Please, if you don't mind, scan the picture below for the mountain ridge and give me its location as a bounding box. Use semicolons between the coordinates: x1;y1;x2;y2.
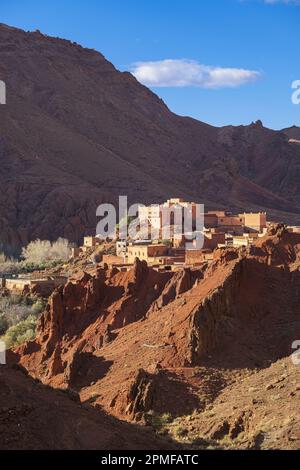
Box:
1;23;300;254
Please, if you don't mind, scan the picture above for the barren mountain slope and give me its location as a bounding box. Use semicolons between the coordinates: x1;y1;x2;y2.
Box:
163;355;300;450
282;125;300;141
1;23;300;253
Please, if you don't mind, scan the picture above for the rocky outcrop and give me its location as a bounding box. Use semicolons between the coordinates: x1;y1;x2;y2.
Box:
188;256;300;368
151;268;203;311
252;226;300;267
188;262;243;364
18;261;172;380
126;369;157;420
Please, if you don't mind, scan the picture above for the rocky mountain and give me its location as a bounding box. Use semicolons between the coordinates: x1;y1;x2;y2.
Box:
1;23;300;254
8;226;300;449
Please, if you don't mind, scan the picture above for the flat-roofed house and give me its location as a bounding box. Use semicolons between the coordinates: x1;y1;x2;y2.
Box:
138;199;200;240
126;243;169;264
2;276;67;297
240;212;267;233
83;236;102;248
116;240;127;257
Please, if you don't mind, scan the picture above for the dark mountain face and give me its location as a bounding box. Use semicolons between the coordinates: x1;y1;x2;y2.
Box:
282;125;300;141
1;23;300;253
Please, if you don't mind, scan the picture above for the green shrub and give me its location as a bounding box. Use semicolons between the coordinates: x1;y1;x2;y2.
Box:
174;425;188;438
0;314;8;335
17;259;62;273
31;299;46;316
146;412;173;431
0;297;31;326
3;315;37;348
0;294;45;338
0;253;19;276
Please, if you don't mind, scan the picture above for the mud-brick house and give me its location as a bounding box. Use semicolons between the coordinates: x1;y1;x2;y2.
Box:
2;276;67;297
126;243;169;264
187;231;225;251
185;249;214;265
116;240;127;257
287;226;300;234
240;212;267;233
205;211;267;234
83;236;102;249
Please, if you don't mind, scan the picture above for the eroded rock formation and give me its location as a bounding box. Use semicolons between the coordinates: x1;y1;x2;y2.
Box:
8;230;300;449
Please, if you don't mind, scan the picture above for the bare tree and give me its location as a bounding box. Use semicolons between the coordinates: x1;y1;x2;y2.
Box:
21;238;72;264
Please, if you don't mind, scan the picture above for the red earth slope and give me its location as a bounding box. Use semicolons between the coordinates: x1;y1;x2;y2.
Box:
8;228;300;450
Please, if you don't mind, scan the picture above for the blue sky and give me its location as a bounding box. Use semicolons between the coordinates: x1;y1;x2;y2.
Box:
1;0;299;129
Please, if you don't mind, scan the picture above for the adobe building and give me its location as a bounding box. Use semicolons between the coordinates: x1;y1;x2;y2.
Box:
133;201;267;267
185;249;214;266
203;231;226;249
204;211;267;234
205;212;244;234
139;202;267;237
126;243;169;264
240;212;267;233
102;254;125;266
116;240;127;257
83;236;102;249
287;226;300;234
138;198;200;238
1;276;67;297
161;199;198;229
231;233;260;248
187;231;225;251
204;212;219;228
138;204;161;236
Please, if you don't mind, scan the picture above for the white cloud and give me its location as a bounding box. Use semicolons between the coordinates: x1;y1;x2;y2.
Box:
131;59;261;89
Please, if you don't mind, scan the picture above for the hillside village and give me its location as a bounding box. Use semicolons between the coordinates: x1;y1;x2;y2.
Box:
2;198;300;299
77;198;269;271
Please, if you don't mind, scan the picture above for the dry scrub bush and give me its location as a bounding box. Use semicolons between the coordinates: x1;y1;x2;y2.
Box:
0;253;18;276
21;238;72;264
